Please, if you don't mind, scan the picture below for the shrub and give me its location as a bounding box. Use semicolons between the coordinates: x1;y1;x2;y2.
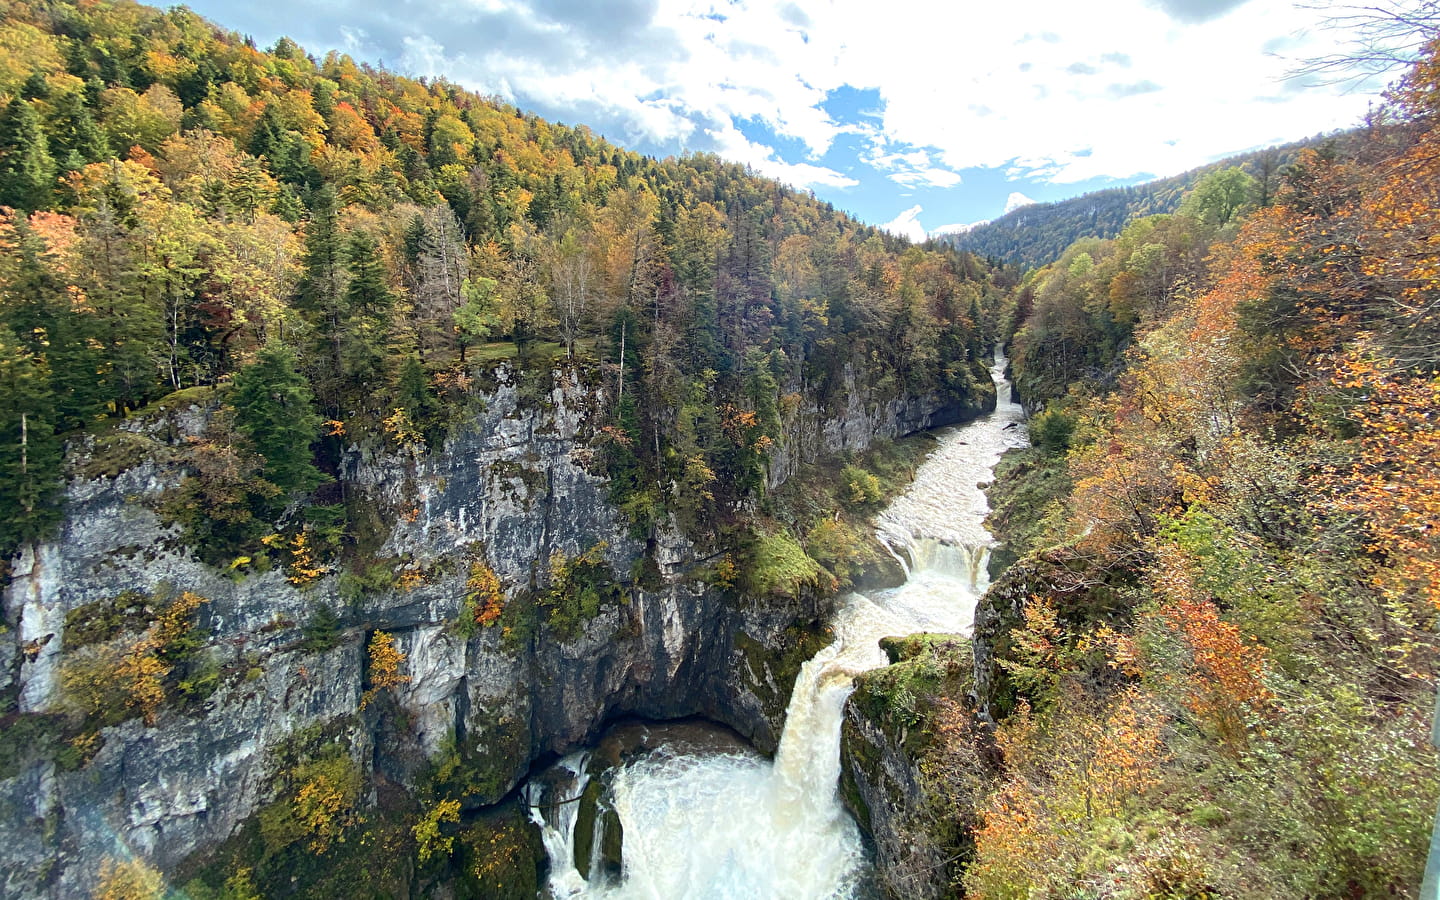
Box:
841;464;883;506
1029;405;1076;454
259;754;363;855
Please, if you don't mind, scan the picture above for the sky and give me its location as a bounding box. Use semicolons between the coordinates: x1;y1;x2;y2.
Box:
181;0;1390;238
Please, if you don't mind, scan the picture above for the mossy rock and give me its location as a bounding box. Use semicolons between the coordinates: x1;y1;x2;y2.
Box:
78;431;172;480
449;708;532;806
0;713;66;780
598;804;624;881
573;775;604;878
735;623;834;730
456;800;546;900
63;589;159;651
743;530;833;599
983;446;1072;582
851;634;972;756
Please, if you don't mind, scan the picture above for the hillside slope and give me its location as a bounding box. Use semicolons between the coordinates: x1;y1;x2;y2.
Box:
0;1;1004;897
942;134;1352;268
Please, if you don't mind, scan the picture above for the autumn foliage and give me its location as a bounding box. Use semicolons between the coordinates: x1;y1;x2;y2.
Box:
963;34;1440;898
359;630;409;710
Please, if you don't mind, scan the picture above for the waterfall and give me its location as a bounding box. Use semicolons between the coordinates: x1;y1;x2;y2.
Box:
532;349;1028;899
528;753;593;898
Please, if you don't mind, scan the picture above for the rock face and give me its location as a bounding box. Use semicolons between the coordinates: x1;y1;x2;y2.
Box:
841;707;946;899
768;360;996;488
839;637;989;900
0;362;979;899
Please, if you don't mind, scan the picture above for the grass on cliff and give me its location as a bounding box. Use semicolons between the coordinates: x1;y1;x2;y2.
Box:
752;434;938;596
983;445;1071;579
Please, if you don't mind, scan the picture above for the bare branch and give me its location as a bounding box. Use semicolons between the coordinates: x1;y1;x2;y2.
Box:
1288;0;1440;87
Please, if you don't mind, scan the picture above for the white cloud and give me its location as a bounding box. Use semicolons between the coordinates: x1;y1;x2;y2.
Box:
706;124;858;190
1005;192;1037;213
882;205;928;243
190;0;1388;214
930;220;986;236
889;168;964;189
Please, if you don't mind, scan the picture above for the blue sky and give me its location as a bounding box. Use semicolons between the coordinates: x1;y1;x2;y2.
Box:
181;0;1387;238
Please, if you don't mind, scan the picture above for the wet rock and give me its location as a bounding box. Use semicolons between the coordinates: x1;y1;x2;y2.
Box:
840;635;988;900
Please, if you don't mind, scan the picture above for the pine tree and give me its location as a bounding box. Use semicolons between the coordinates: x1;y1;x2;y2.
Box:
295;186;344;315
2;219;110;428
294;186;346;403
339;230;394;385
230;345;326;496
49;91;111;173
394;353;439;441
0;326;62;555
0;98;56;211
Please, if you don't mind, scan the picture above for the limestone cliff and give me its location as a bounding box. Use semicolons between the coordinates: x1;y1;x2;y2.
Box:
0;361;991;898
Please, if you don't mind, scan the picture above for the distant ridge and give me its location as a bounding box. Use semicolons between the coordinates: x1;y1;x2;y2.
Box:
939;132;1357;269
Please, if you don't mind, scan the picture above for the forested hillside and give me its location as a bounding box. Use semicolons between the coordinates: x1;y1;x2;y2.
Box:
942;136;1342;269
919;36;1440;898
0;0;999;567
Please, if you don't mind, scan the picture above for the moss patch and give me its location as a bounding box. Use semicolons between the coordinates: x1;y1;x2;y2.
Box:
440;707;532;806
851;634;973;756
761;432;936;594
735;623;834;727
63;589;159;651
0;713;66;780
455;800;545;900
78;431;173;480
742;530;833;598
984;446;1071;581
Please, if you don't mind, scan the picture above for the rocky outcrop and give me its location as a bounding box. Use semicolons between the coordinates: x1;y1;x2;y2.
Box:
973;544;1104;724
768;360;996;489
0;360;964;899
839;635;990;900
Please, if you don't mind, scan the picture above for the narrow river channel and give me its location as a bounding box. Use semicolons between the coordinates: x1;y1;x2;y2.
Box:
529;350;1028;899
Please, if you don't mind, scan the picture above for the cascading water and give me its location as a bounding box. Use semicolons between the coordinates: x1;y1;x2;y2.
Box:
528;753;594;897
533;350;1028;899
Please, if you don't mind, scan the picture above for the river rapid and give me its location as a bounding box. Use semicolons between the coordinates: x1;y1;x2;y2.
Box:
528;350;1028;899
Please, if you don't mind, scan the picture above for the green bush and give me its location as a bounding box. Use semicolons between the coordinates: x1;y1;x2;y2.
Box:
841;464;883;506
299;604;341;653
1029;406;1076;454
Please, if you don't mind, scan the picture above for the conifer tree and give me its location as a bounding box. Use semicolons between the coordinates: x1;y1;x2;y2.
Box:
0;98;56;211
339;230;393;385
49;91;111;172
230;345;326;495
0;326;61;554
3;219;109;428
394;353;439;440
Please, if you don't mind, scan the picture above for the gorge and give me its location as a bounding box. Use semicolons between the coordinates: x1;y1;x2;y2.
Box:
524;350;1025;899
2;0;1438;896
0;349;997;898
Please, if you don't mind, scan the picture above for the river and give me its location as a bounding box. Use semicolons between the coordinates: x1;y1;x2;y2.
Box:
528;350;1027;899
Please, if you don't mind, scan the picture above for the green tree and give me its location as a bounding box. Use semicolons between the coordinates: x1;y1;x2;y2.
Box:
0;326;61;553
293;186;346;403
47;90;111;173
454;275;500;361
339;230;393;385
1181;167;1258;227
230;345;326;495
2;217;109;428
394;353;439;440
0;97;56;211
